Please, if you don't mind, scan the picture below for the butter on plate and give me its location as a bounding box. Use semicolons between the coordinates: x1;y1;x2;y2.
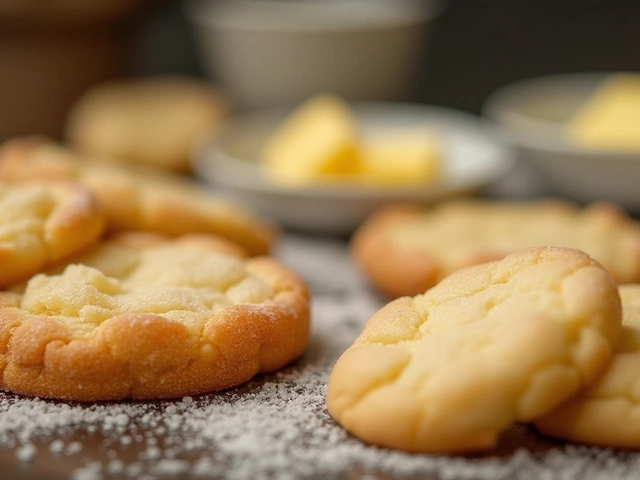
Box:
262;94;361;185
261;94;440;187
361;130;440;186
566;73;640;151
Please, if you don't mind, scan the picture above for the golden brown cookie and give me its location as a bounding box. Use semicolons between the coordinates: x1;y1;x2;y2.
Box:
0;136;277;256
327;246;621;453
0;182;104;288
535;284;640;449
352;200;640;298
65;75;230;173
0;232;310;401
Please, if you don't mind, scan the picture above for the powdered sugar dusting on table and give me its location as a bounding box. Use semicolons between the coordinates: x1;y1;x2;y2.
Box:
1;235;639;479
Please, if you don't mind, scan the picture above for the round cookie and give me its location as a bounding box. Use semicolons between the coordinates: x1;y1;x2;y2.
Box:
326;246;622;453
65;75;230;173
352;200;640;298
0;232;310;401
535;284;640;449
0;182;105;288
0;136;277;256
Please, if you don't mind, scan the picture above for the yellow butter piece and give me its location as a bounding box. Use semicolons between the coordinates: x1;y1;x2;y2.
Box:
566;73;640;151
262;94;361;186
361;130;440;185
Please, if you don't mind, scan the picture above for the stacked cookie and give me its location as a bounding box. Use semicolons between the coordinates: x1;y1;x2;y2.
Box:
0;136;310;402
327;200;640;453
0;136;277;256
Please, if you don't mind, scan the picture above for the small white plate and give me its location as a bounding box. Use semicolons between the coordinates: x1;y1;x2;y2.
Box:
193;103;514;235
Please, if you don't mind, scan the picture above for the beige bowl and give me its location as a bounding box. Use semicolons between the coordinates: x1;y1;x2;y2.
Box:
483;72;640;212
0;0;153;141
186;0;442;110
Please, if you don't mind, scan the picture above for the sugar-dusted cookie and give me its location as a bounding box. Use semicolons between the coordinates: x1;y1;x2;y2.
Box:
65;75;230;173
352;200;640;298
0;232;309;401
0;137;277;256
0;182;104;288
327;246;621;453
535;284;640;449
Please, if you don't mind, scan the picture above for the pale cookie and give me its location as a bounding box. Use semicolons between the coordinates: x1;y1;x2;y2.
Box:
0;136;277;256
0;182;104;288
535;284;640;449
65;75;230;173
327;246;621;453
0;232;310;401
352;200;640;298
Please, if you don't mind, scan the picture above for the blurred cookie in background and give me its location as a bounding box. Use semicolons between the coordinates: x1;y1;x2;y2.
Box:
352;199;640;298
65;75;231;173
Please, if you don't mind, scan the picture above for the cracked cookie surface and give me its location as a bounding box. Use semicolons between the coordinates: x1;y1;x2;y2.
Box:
535;284;640;449
352;200;640;298
327;246;621;453
0;232;309;401
0;182;104;288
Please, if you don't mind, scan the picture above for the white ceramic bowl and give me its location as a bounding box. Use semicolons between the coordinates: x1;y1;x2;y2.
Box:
185;0;442;110
483;72;640;212
192;103;514;235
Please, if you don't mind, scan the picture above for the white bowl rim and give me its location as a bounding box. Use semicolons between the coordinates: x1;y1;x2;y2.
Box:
185;0;444;33
482;71;640;160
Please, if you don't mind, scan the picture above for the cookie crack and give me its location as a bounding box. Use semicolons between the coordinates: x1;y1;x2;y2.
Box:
339;351;411;415
514;355;578;419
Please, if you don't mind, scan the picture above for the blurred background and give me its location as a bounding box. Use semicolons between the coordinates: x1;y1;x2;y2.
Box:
1;0;639;142
134;0;640;112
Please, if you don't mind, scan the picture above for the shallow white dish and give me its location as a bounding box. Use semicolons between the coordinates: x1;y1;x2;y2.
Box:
193;103;514;235
483;72;640;212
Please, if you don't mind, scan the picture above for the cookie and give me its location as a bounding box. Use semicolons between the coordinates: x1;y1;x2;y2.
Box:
326;246;621;453
0;232;310;401
0;136;277;256
352;199;640;298
0;182;104;288
535;284;640;449
65;75;230;173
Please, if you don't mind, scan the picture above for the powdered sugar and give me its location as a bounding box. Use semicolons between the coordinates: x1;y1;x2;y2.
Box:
15;443;36;463
0;234;638;479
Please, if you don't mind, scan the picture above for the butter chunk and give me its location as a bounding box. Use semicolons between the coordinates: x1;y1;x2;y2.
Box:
361;130;440;186
262;94;361;185
566;73;640;151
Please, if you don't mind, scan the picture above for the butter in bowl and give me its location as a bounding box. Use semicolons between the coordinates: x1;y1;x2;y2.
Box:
565;73;640;152
483;72;640;212
193;96;514;235
261;94;441;189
